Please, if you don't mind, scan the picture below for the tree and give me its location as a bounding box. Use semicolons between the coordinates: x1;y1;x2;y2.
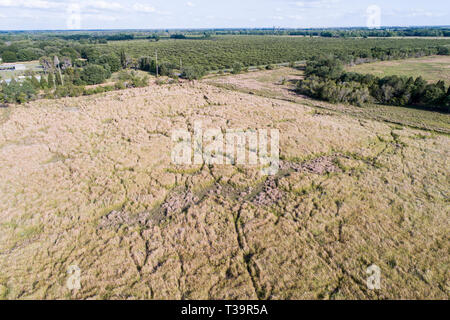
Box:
17;48;41;61
60;57;73;70
2;51;18;63
181;66;205;80
170;34;187;39
160;62;176;77
437;46;450;55
442;88;450;112
1;80;36;104
80;47;100;62
423;84;446;105
81;64;108;85
138;57;156;73
232;62;243;74
55;72;63;86
120;50;128;69
48;73;55;89
54;55;64;86
30;76;40;89
39;56;53;73
412;76;427;103
305;57;344;80
59;47;80;61
40;76;48;89
97;54;121;73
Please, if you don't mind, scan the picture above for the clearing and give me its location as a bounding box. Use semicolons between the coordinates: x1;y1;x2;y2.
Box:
347;55;450;85
0;61;43;81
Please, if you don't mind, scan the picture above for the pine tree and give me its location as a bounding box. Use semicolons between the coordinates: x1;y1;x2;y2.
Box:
40;76;48;89
55;72;63;86
120;50;127;69
31;76;40;89
48;73;55;89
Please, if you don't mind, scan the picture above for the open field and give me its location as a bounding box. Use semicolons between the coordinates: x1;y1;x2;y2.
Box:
207;67;450;134
0;61;42;80
0;73;448;299
347;55;450;84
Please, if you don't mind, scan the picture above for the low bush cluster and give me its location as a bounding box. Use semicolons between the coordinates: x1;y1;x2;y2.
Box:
297;57;450;112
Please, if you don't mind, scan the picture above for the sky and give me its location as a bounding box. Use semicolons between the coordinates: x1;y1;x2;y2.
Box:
0;0;449;30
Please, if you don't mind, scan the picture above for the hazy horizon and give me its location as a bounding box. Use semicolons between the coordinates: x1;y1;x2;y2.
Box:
0;0;449;31
1;25;450;32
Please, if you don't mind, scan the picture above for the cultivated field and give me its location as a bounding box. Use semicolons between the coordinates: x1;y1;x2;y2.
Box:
99;36;450;70
0;72;448;299
347;55;450;84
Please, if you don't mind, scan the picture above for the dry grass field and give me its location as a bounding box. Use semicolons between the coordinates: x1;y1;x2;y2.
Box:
347;55;450;85
207;67;450;134
0;74;449;299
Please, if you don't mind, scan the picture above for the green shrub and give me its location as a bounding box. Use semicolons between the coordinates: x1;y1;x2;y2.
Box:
81;64;108;85
181;65;206;80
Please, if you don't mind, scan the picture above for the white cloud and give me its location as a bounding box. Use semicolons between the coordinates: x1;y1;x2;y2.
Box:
186;1;195;7
132;3;156;13
88;1;123;11
295;0;339;9
287;14;303;20
0;0;124;11
407;9;445;18
384;8;447;18
0;0;60;9
84;13;119;21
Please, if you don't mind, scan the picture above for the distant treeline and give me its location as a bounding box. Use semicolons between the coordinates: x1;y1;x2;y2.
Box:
297;57;450;112
54;33;135;42
2;27;450;41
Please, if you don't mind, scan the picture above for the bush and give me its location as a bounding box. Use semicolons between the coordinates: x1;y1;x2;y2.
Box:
305;57;343;80
97;53;121;72
437;46;450;55
118;70;133;81
131;75;148;87
232;62;243;74
39;77;48;89
0;80;36;104
159;62;176;77
114;81;125;90
81;64;108;85
181;65;206;80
